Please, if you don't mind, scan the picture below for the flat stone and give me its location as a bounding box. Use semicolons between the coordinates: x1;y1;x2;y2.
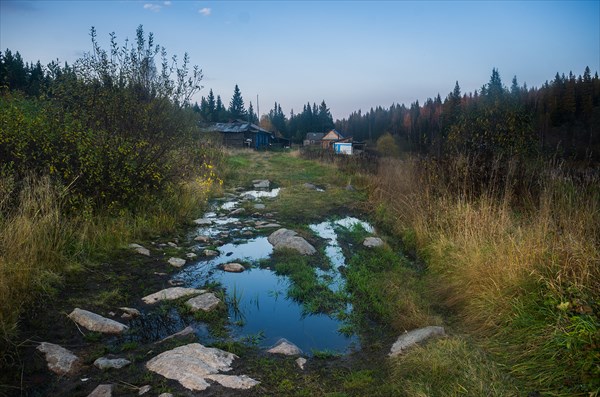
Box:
193;218;213;226
87;384;113;397
253;179;270;189
142;287;204;304
158;394;173;397
119;307;140;317
167;242;178;248
363;237;384;248
168;257;186;267
303;183;317;190
194;235;210;243
256;223;281;229
156;325;196;344
36;342;81;376
389;326;446;357
254;203;266;210
186;252;198;259
222;263;245;273
138;385;151;395
296;357;307;370
68;308;128;334
203;249;219;257
267;338;302;356
205;374;260;389
186;292;221;312
145;343;238;391
129;244;150;256
268;229;316;255
230;208;245;215
94;357;131;370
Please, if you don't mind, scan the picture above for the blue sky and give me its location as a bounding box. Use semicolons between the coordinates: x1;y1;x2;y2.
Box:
1;0;599;119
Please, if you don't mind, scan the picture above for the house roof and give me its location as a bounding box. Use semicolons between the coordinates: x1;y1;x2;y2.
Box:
305;132;325;141
322;129;344;140
209;120;272;136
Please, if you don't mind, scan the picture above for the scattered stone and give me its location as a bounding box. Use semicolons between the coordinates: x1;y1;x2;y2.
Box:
186;292;221;312
204;249;219;257
389;326;446;357
94;357;131;370
186;252;198;259
230;208;245;215
87;384;113;397
256;223;281;229
193;218;213;226
167;242;178;248
265;212;275;218
146;343;257;391
254;203;266;210
154;272;168;276
222;263;245;273
303;182;317;190
242;230;254;236
194;235;210;243
156;325;196;344
68;308;128;334
138;385;151;395
268;228;316;255
158;394;173;397
115;303;133;320
108;311;116;317
129;243;150;256
267;338;302;356
253;179;270;189
205;374;260;389
168;257;186;268
142;287;204;304
296;357;307;370
36;342;81;376
363;237;384;248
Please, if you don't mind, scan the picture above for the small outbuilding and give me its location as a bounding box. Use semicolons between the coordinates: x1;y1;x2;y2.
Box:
303;132;325;146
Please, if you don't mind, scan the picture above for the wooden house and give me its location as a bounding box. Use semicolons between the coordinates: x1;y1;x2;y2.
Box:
321;129;345;149
209;121;274;149
303;132;325;146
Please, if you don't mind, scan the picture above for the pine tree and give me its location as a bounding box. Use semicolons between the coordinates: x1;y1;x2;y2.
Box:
206;89;216;122
318;100;334;131
228;84;246;120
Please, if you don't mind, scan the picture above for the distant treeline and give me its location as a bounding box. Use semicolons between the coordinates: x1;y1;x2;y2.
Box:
337;68;600;161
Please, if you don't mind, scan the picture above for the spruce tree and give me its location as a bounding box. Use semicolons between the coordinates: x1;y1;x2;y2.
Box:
228;84;246;120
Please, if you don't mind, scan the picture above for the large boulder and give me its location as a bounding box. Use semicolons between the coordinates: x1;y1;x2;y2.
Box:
146;343;259;391
142;287;204;304
268;228;316;255
68;308;128;334
389;326;446;357
36;342;81;376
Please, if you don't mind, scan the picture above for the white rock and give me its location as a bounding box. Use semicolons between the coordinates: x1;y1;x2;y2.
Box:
204;249;219;257
193;218;214;226
138;385;151;395
389;326;446;357
254;203;266;210
194;235;210;243
186;293;221;312
145;343;239;391
268;228;316;255
363;237;384;248
68;308;128;334
253;179;270;188
129;244;150;256
267;338;302;355
36;342;81;376
222;263;245;273
296;357;307;370
205;374;260;389
94;357;131;370
119;307;141;317
186;252;198;259
168;257;186;267
167;242;178;248
157;394;174;397
142;287;204;304
87;384;113;397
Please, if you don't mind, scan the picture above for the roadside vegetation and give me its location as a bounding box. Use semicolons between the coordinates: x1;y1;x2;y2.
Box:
0;26;223;368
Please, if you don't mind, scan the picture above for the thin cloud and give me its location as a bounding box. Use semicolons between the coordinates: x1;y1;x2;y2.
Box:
199;7;211;16
143;3;162;12
163;1;172;5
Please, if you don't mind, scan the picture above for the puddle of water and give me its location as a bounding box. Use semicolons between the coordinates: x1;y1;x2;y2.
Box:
309;217;374;292
174;236;357;354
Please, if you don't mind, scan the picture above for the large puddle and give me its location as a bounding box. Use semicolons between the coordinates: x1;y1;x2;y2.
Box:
173;189;374;355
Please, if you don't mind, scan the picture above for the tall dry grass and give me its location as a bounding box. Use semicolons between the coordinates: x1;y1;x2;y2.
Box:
372;155;600;395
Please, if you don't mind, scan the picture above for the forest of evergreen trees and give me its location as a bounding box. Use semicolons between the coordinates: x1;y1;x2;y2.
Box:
2;48;598;160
